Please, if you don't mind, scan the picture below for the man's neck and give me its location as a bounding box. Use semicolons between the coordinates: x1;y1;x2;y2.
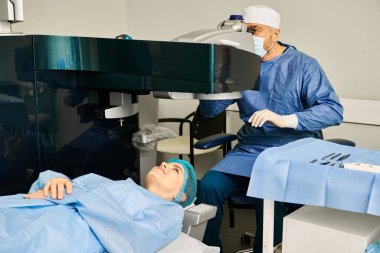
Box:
261;42;286;62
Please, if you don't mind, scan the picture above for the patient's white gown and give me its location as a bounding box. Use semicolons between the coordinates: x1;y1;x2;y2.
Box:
0;171;183;253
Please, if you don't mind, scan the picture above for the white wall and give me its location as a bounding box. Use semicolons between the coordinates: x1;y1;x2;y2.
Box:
323;98;380;150
127;0;380;156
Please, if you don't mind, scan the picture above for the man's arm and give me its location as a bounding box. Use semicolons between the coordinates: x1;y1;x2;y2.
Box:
295;59;343;131
199;99;235;117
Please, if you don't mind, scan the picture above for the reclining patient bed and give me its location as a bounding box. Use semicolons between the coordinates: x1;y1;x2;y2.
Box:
158;204;219;253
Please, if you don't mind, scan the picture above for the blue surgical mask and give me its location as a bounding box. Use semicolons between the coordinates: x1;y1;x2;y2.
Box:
252;33;275;57
252;35;267;57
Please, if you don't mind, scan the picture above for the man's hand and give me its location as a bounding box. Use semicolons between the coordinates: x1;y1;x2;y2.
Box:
248;109;286;128
24;178;73;200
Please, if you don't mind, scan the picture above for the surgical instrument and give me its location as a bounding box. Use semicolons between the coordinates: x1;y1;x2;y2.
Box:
329;153;341;160
322;153;335;160
337;154;351;161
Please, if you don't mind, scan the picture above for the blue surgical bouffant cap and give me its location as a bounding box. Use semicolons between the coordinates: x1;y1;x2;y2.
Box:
167;158;197;208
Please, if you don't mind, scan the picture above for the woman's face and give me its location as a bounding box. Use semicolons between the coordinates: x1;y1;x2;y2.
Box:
145;162;185;201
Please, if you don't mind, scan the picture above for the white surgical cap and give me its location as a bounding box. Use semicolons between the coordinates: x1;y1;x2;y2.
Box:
243;5;280;29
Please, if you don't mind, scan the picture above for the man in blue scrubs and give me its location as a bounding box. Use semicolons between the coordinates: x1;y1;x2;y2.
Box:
197;5;343;252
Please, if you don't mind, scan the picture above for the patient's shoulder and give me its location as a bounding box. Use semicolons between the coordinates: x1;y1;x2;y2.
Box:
73;173;114;190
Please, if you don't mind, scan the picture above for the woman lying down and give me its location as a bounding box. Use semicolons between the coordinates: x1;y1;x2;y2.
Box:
0;158;197;253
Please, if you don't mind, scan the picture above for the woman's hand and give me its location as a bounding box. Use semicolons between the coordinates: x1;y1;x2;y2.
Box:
24;177;73;200
24;190;45;199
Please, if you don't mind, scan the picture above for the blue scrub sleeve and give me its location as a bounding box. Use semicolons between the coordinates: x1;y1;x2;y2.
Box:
28;170;71;193
199;99;235;117
366;240;380;253
295;59;343;131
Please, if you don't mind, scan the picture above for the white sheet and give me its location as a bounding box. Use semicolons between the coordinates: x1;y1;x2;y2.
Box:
158;233;220;253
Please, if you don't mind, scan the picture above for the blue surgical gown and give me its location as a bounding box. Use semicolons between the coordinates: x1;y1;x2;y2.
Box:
200;44;343;177
0;171;183;253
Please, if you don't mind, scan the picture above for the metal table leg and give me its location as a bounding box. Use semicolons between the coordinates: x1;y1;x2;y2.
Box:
263;199;274;253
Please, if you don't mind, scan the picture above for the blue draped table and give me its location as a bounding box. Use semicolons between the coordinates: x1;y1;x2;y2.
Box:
246;138;380;253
